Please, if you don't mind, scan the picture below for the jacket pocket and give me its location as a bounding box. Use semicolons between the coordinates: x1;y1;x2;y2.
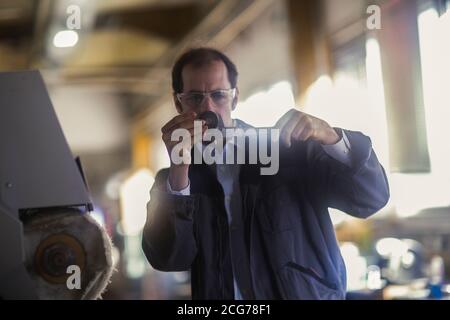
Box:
277;261;343;300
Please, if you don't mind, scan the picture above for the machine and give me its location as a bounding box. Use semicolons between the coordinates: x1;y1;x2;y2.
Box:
0;71;113;299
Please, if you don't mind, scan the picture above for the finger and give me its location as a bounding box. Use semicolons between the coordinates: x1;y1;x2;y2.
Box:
164;125;207;147
162;111;197;133
163;124;206;143
175;118;205;131
292;116;313;141
192;129;206;144
295;125;313;142
162;112;197;133
280;112;303;147
162;119;205;144
192;124;207;137
275;108;300;130
163;129;187;145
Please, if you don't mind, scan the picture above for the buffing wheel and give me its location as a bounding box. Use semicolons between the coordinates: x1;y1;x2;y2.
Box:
23;208;113;299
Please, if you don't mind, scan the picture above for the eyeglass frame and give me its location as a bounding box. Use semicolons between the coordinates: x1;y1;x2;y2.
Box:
175;88;237;108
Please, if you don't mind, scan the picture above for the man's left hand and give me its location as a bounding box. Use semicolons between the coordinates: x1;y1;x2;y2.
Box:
275;109;340;147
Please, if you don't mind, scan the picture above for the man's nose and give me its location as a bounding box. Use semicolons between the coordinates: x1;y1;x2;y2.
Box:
200;95;215;112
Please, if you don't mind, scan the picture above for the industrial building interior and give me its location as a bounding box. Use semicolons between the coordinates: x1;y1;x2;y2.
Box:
1;0;450;299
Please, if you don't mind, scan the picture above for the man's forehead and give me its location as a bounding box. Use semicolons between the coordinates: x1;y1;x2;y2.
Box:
181;60;230;91
183;59;226;71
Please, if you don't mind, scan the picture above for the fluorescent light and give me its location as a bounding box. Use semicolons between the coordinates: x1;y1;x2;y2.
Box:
53;30;79;48
418;8;450;175
365;37;390;172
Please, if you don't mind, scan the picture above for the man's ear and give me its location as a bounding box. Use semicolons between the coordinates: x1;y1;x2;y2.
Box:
231;87;239;111
173;93;183;114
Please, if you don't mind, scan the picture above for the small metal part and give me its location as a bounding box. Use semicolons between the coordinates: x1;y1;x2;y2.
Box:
198;111;219;129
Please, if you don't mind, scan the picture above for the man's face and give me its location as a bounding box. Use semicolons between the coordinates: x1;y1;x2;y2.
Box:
175;60;238;127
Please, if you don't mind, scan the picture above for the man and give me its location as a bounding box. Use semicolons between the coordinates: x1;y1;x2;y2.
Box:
142;47;390;299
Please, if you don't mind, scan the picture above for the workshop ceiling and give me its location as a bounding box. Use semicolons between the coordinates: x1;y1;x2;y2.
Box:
0;0;277;153
0;0;278;120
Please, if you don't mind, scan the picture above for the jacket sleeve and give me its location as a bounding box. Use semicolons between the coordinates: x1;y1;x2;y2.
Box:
305;129;390;219
141;169;198;271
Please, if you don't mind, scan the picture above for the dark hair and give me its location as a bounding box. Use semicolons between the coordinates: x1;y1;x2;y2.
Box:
171;47;238;93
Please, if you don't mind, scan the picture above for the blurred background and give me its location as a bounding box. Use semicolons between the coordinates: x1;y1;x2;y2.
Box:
1;0;449;299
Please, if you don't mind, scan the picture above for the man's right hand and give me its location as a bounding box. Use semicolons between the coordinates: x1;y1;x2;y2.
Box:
161;111;207;191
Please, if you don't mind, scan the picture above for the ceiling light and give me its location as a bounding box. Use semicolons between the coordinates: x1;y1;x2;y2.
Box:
53;30;79;48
